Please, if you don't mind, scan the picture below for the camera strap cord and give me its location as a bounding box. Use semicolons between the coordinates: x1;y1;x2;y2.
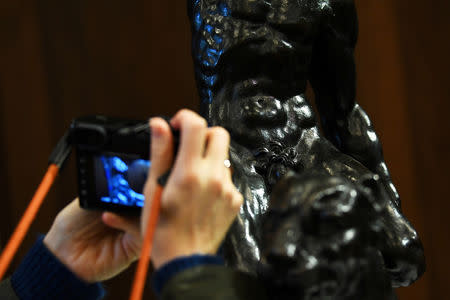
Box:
129;184;163;300
0;130;71;281
0;129;164;300
0;164;60;280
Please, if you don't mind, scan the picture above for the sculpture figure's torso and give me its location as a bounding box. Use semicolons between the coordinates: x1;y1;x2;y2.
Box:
189;0;425;291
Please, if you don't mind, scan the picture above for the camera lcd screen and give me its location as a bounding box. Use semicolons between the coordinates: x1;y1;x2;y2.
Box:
94;154;151;209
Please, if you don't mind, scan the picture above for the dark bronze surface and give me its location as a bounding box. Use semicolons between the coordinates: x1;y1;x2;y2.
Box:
260;173;397;299
188;0;425;297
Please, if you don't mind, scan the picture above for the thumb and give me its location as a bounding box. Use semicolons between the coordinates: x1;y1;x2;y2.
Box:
141;117;174;234
102;212;141;238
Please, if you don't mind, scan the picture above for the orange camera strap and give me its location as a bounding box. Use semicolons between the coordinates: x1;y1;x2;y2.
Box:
0;164;163;300
0;164;60;280
0;128;160;300
129;185;163;300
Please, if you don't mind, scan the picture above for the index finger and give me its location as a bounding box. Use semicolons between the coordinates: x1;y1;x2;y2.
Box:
148;117;174;180
170;109;208;168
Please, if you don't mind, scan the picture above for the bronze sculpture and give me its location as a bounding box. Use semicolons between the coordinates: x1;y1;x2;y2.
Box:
187;0;425;297
260;173;397;299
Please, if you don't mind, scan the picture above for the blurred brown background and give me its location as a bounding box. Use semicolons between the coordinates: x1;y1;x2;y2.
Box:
0;0;448;299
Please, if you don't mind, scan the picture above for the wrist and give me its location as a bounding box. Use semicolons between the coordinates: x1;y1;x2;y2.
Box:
153;243;219;269
11;236;104;300
153;250;211;269
43;231;90;283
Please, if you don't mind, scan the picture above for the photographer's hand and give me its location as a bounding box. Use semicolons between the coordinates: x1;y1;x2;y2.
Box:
143;109;243;269
43;200;141;283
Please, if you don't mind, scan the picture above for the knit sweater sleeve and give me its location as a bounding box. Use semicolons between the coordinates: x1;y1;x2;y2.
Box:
10;236;105;300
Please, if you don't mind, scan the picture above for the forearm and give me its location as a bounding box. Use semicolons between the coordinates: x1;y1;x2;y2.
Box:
3;238;226;300
9;236;105;300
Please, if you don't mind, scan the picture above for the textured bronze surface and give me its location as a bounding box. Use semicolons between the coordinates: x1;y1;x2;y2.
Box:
261;173;397;299
188;0;425;296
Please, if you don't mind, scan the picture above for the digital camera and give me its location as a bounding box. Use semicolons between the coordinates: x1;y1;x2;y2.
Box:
71;115;176;215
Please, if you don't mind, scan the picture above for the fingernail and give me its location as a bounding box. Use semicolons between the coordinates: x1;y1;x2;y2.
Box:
150;119;162;138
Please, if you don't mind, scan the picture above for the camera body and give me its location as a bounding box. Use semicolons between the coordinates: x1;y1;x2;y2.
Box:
71;115;154;215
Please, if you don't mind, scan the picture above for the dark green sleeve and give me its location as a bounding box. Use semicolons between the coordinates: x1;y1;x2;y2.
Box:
160;265;268;300
0;278;20;300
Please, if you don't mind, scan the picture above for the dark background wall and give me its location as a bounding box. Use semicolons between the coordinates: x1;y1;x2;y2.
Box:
0;1;448;299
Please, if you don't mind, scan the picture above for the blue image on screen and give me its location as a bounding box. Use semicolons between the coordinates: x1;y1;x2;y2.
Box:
98;155;151;208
